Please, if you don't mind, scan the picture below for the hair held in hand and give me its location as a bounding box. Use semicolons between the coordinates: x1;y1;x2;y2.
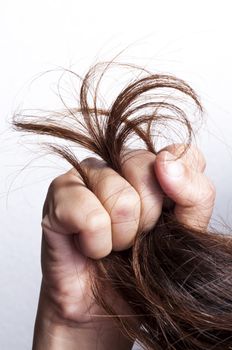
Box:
13;60;232;349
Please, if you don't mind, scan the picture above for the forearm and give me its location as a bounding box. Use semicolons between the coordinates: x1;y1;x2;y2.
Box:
32;285;134;350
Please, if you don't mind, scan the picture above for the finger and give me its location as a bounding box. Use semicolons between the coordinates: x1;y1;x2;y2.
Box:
120;149;164;232
158;143;206;173
154;150;216;230
40;219;88;277
41;172;112;259
79;157;141;251
117;145;205;233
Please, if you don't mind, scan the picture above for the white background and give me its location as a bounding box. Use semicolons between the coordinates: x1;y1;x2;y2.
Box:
1;1;232;349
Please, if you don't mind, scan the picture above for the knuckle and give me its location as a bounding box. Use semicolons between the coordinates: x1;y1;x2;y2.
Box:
49;173;67;191
80;156;95;166
50;170;83;191
122;148;148;160
66;167;79;176
80;157;106;187
53;204;76;227
112;187;140;219
80;157;101;170
85;209;110;233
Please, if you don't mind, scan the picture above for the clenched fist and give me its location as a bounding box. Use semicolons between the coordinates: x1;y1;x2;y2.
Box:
33;144;216;350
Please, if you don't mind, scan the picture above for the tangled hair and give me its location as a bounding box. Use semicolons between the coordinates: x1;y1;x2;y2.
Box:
12;60;232;349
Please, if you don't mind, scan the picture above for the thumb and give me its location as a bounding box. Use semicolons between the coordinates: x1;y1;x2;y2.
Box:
154;150;216;230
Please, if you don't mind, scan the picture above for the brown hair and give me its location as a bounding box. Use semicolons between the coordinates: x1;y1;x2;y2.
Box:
12;60;232;349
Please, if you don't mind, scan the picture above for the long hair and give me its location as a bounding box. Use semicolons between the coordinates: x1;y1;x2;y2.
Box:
12;60;232;349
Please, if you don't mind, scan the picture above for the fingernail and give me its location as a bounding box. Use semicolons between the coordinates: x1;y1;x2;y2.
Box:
163;152;184;177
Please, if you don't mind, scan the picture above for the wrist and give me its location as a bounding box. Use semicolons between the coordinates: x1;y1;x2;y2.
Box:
32;282;134;350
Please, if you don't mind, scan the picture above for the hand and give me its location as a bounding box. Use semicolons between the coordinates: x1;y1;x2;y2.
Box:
33;143;216;349
154;143;216;230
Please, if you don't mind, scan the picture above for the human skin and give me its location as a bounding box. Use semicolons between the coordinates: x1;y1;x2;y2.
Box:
32;144;216;350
